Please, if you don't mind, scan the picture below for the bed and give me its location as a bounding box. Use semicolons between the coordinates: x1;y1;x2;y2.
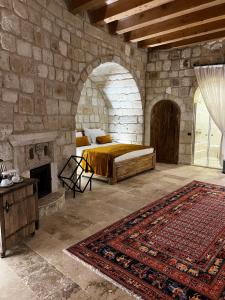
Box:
76;138;156;184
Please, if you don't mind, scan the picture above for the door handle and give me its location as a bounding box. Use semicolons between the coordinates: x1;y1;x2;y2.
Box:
3;201;12;213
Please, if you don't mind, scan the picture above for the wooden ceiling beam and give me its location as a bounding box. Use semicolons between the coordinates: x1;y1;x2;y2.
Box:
139;19;225;47
115;0;225;34
89;0;174;24
126;3;225;42
153;30;225;49
69;0;106;13
69;0;119;13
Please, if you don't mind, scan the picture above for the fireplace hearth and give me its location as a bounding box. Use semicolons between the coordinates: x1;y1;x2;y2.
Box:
31;164;52;199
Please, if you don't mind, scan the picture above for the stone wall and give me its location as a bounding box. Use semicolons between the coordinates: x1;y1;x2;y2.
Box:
94;64;143;144
145;40;225;164
75;61;143;143
2;0;224;175
76;78;109;132
0;0;147;182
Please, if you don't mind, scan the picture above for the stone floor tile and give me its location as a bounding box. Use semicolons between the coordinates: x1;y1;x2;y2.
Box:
1;164;224;300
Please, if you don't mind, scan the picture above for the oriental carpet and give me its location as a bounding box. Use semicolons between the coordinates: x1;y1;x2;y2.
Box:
66;181;225;300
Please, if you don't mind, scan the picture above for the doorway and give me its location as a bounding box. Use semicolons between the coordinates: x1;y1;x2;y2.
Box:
150;100;180;164
193;89;221;168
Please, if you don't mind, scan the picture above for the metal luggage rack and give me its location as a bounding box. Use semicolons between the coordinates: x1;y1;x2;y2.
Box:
58;156;94;198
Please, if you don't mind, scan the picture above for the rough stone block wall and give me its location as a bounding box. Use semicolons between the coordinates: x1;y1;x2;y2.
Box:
145;40;225;164
76;78;109;132
89;63;144;144
75;62;144;144
2;0;223;172
0;0;147;176
104;72;143;144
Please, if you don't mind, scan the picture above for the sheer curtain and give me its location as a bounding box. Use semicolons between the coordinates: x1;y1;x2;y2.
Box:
194;65;225;165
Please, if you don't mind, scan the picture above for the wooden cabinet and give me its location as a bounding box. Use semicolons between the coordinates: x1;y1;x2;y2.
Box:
0;178;39;258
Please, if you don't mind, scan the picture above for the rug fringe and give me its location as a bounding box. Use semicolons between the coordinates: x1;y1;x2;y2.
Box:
63;249;143;300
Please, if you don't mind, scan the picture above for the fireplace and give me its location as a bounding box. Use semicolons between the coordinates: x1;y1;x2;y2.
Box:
8;132;65;216
9;132;59;196
30;164;52;199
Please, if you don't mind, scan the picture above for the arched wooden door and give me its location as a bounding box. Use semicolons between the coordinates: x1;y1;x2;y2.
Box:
150;100;180;164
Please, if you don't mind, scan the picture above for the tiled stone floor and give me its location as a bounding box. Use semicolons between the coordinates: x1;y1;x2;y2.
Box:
1;163;225;300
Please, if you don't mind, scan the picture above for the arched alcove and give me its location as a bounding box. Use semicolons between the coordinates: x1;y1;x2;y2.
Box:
76;62;143;144
150;100;181;164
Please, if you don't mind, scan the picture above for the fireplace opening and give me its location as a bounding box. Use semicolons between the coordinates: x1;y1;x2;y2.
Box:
30;164;52;199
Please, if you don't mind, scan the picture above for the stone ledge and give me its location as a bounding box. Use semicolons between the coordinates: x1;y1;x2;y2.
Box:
9;131;59;147
39;190;65;218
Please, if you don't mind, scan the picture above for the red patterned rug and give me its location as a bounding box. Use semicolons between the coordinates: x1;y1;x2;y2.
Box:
66;181;225;300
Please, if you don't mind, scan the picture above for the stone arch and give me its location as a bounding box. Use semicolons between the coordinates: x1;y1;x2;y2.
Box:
75;56;144;144
74;55;144;111
145;94;188;163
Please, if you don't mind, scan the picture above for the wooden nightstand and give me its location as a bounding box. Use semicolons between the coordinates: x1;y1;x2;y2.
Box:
0;178;39;258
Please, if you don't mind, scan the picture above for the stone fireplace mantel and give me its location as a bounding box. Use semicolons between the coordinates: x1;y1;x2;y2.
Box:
8;131;60;197
9;131;59;147
8;131;65;218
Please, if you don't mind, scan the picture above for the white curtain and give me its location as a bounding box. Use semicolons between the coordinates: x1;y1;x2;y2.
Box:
194;65;225;164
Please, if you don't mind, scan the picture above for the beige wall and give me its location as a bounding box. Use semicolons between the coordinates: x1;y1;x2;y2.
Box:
0;0;147;175
76;62;143;144
1;0;225;173
76;78;109;132
145;40;225;164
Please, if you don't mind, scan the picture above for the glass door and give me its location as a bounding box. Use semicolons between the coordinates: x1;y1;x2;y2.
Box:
208;119;221;168
193;89;221;168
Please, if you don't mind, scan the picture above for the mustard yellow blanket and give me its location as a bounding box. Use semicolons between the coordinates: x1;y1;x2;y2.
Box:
82;144;149;178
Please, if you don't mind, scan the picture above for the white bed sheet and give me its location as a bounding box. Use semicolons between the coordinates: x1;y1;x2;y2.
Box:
76;143;154;163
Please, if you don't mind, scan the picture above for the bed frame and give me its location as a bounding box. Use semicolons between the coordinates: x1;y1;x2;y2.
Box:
76;129;156;184
108;151;156;184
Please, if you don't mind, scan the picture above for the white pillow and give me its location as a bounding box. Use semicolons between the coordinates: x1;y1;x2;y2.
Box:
84;128;93;144
75;131;83;138
92;129;105;143
84;128;105;144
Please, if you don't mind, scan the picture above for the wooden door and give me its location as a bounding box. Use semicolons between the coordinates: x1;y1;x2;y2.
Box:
150;100;180;164
3;185;36;238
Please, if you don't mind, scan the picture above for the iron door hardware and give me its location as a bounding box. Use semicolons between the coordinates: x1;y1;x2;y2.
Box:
3;201;13;213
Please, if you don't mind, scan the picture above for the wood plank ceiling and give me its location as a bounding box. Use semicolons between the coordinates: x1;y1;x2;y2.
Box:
69;0;225;49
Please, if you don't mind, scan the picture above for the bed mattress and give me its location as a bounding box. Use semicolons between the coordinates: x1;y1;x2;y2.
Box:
76;143;154;163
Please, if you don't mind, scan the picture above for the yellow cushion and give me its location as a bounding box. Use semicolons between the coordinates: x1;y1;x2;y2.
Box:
76;136;89;147
96;135;112;144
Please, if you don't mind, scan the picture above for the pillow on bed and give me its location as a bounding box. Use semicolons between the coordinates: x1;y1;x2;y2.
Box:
75;131;83;138
84;128;105;144
76;136;89;147
96;135;112;144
